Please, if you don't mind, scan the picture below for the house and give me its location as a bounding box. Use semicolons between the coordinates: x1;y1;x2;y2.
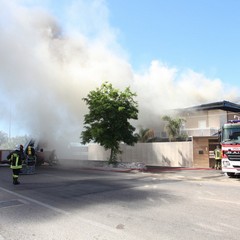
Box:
177;100;240;167
86;101;240;168
178;100;240;137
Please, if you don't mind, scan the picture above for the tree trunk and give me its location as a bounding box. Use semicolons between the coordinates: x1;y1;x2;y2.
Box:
109;148;114;164
108;148;117;165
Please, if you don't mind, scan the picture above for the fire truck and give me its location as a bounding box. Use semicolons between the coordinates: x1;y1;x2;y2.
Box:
221;120;240;177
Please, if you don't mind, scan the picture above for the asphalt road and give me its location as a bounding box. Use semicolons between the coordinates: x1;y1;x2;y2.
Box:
0;165;240;240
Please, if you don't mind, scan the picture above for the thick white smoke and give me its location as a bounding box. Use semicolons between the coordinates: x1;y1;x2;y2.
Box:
132;61;239;128
0;0;239;148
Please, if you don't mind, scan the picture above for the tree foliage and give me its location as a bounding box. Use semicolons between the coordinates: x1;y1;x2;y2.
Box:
162;115;186;141
81;82;138;164
0;131;8;147
135;128;155;142
0;132;29;150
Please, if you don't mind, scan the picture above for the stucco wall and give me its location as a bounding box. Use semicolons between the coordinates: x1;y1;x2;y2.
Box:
208;110;227;129
88;142;193;167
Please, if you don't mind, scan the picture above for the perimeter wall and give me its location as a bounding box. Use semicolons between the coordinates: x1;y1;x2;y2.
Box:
88;142;193;167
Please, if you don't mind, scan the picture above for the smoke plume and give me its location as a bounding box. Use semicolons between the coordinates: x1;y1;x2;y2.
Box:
0;0;239;149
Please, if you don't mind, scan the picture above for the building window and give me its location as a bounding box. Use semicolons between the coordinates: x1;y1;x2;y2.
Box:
198;120;206;129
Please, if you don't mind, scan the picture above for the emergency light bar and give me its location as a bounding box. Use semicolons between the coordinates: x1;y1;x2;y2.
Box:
227;120;240;123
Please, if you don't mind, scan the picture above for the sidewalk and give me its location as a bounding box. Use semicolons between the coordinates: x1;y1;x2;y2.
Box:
0;163;227;183
78;165;216;173
74;165;228;182
144;166;213;172
0;161;219;174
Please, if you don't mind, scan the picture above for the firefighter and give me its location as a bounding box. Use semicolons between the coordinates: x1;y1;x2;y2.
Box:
26;144;36;171
7;145;25;185
214;145;221;170
27;144;35;157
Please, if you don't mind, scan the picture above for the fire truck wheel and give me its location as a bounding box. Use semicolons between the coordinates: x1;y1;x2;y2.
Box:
226;172;235;178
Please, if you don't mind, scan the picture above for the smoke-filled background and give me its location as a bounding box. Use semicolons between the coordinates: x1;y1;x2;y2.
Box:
0;0;239;148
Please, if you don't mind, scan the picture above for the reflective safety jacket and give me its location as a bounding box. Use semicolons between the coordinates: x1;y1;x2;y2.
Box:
27;146;35;156
27;146;32;155
214;149;221;160
8;151;22;169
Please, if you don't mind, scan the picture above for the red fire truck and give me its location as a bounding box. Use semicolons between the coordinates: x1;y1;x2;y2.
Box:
221;120;240;177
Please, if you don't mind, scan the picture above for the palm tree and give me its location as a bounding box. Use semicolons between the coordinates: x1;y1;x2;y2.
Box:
162;115;186;141
135;128;155;142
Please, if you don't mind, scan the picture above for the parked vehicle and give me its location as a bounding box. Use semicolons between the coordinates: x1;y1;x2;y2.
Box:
221;120;240;177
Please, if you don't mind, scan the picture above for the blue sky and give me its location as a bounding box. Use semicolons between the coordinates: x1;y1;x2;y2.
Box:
1;0;240;137
107;0;240;85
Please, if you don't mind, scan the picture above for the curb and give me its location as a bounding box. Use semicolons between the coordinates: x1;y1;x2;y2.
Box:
1;164;216;173
0;164;9;167
77;166;215;173
144;167;214;173
80;167;133;173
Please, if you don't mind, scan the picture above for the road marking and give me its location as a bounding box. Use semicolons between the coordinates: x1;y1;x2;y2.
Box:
0;199;25;209
160;197;169;204
0;187;69;215
0;187;138;239
204;190;216;196
199;197;240;205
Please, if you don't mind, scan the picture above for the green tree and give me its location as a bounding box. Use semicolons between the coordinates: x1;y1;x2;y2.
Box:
0;131;8;147
81;82;138;164
135;128;155;142
162;115;186;141
1;134;29;149
10;135;29;149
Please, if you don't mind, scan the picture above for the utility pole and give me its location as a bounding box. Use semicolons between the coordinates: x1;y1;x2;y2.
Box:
8;105;11;142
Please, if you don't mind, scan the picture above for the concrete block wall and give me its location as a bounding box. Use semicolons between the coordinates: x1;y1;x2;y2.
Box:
88;142;193;167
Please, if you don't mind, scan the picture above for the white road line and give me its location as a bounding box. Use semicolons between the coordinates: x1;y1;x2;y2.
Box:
0;187;137;238
0;187;69;215
204;190;216;196
160;197;169;204
199;197;240;205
